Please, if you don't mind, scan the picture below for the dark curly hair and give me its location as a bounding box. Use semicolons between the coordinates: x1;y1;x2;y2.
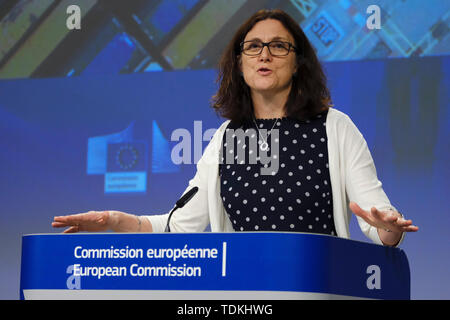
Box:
211;9;332;124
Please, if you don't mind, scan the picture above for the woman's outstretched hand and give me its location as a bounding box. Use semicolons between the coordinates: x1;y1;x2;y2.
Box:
52;211;113;233
52;211;152;233
349;202;419;233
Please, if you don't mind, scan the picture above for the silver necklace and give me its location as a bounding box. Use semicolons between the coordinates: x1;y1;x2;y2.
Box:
252;117;281;152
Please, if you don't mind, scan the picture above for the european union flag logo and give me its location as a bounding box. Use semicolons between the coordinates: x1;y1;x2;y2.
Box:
86;120;178;194
104;141;148;194
107;141;147;172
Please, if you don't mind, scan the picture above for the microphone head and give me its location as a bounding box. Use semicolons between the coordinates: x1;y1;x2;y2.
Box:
175;186;199;208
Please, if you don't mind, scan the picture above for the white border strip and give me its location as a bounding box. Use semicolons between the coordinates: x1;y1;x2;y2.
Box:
23;289;371;300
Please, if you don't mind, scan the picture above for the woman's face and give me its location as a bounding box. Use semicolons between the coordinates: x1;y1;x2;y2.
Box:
239;19;297;97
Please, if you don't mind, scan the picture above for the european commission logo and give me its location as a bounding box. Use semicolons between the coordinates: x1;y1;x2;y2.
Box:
105;141;147;194
86;121;179;194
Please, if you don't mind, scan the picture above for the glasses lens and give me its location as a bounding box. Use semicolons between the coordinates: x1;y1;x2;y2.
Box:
243;41;263;55
269;41;290;56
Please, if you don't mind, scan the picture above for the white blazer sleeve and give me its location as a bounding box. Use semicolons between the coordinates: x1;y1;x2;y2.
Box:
341;114;405;246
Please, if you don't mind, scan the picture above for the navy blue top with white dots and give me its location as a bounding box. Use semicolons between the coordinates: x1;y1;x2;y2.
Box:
219;109;336;235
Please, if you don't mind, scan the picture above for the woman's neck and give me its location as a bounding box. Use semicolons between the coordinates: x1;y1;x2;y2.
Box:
251;87;290;119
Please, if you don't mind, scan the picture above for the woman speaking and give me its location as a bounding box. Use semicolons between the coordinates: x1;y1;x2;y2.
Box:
52;9;418;247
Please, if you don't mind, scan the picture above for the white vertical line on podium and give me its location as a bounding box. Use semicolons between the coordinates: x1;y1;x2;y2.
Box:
222;242;227;277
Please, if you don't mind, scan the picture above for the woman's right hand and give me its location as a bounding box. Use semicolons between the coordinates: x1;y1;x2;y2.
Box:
52;211;114;233
52;210;152;233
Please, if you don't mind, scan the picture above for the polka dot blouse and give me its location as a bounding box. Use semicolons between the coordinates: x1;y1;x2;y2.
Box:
219;110;336;236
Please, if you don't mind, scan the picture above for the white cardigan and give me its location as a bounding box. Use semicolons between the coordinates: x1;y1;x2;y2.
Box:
145;108;404;246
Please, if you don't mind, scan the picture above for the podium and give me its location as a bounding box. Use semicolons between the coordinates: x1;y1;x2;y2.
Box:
20;232;410;300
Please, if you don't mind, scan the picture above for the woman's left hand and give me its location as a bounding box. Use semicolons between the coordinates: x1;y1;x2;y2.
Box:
349;202;419;233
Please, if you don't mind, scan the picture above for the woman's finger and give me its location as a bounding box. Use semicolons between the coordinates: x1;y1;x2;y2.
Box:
395;218;413;228
378;211;418;233
52;211;111;233
401;225;419;232
349;202;380;227
53;211;106;225
371;207;396;222
51;221;70;228
62;226;79;233
349;202;370;220
371;207;410;231
395;218;418;231
53;214;84;224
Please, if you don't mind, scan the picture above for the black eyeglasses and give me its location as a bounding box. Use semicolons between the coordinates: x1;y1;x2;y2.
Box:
240;40;298;56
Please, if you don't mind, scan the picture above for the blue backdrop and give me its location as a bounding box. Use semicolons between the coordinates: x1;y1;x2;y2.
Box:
1;56;449;299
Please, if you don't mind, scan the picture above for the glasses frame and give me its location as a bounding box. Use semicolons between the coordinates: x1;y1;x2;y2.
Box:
240;40;298;57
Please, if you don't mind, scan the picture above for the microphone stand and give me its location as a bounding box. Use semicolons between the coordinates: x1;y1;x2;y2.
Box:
165;186;199;232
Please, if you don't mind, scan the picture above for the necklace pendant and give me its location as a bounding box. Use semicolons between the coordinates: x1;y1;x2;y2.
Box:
260;141;269;152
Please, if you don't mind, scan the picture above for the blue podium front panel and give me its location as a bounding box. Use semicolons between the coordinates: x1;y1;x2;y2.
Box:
20;232;410;300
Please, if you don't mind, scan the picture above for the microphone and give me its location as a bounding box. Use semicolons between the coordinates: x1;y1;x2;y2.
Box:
165;186;199;232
